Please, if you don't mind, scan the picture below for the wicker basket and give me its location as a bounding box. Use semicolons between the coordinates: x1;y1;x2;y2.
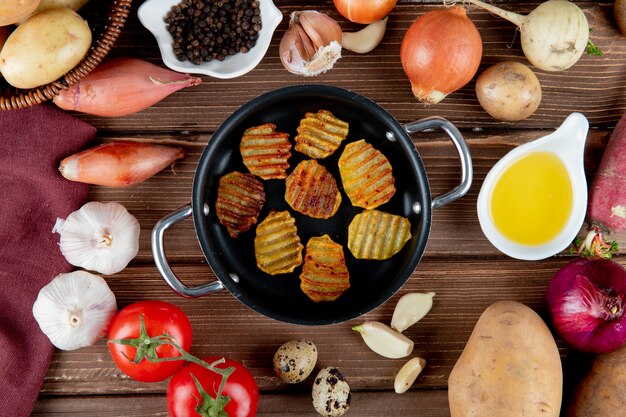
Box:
0;0;132;111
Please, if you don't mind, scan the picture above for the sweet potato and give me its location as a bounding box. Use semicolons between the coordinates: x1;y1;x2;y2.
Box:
448;300;562;417
567;344;626;416
576;112;626;257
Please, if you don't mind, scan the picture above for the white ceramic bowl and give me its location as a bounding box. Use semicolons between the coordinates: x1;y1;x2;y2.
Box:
477;113;589;260
138;0;283;79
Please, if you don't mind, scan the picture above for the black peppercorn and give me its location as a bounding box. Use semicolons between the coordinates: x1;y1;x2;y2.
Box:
165;0;262;64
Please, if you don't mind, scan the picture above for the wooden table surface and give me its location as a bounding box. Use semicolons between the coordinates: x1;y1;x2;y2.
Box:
31;0;626;415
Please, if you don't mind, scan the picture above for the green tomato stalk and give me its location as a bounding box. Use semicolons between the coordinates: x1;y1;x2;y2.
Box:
109;315;234;415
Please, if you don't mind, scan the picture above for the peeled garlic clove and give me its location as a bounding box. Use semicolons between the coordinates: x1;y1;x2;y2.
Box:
342;17;388;54
32;270;117;351
391;292;435;333
53;201;140;275
353;321;414;358
279;10;343;77
394;357;426;394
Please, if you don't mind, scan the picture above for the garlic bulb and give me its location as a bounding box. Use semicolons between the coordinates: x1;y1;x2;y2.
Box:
279;11;343;76
32;270;117;351
53;201;140;275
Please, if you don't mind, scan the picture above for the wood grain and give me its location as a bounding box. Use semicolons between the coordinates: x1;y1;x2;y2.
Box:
33;391;450;416
32;0;626;415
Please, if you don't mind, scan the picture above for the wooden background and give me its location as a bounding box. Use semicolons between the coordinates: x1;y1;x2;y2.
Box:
31;0;626;415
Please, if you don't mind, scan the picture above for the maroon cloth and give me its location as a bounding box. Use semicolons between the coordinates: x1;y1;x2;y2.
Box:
0;105;94;416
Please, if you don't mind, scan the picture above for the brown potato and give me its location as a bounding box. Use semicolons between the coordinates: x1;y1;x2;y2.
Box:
616;0;626;36
475;61;542;122
568;344;626;416
448;300;562;417
0;8;91;89
0;0;41;26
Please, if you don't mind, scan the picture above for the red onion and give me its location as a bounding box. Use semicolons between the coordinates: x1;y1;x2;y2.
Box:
547;258;626;353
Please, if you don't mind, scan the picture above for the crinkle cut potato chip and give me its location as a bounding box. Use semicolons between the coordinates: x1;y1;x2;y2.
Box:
339;139;396;209
215;171;265;238
241;123;292;179
255;210;304;275
348;210;412;260
285;159;342;219
294;110;349;159
300;235;350;302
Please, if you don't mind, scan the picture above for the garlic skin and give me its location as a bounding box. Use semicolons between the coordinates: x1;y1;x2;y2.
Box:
32;271;117;351
279;11;343;76
53;201;140;275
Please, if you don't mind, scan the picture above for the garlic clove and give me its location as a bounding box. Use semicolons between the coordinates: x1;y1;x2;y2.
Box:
279;10;343;77
296;11;342;49
394;357;427;394
353;321;414;359
54;201;140;275
342;17;388;54
391;292;435;333
32;270;117;351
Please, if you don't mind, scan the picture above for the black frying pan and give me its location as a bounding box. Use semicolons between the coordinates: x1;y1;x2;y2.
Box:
152;84;472;325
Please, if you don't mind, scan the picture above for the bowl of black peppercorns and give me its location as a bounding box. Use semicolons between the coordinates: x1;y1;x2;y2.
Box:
138;0;282;78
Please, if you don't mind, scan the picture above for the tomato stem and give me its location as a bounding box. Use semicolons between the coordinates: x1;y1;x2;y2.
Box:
108;315;234;410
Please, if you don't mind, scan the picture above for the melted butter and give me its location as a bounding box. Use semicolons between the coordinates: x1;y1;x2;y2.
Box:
490;151;573;246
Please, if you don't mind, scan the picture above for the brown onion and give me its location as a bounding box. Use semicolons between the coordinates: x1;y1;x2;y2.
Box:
333;0;397;24
400;6;482;104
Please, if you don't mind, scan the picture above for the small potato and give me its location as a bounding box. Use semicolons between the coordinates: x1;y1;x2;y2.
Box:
312;367;351;417
475;61;542;122
0;0;41;26
0;8;91;89
273;340;317;384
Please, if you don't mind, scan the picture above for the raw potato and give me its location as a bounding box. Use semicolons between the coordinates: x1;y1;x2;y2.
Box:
36;0;90;12
0;8;91;89
475;61;542;122
448;300;562;417
273;340;318;384
568;344;626;416
0;0;41;26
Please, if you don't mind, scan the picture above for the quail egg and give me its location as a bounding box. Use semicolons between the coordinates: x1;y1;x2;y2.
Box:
312;367;351;417
273;339;318;384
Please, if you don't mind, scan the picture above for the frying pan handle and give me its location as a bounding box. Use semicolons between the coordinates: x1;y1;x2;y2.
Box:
152;204;225;297
403;116;473;209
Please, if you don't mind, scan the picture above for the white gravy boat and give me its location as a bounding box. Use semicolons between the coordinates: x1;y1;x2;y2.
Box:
477;113;589;260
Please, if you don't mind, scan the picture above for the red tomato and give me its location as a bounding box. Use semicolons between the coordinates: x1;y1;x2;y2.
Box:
108;300;193;383
167;356;259;417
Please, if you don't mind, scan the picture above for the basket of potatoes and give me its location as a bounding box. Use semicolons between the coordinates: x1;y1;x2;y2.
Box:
0;0;131;110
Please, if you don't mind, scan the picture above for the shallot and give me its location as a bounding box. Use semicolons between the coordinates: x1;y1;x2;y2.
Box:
52;58;202;117
464;0;592;71
333;0;396;24
546;258;626;353
400;7;482;104
59;141;185;187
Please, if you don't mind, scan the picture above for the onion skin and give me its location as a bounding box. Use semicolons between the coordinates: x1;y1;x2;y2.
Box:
333;0;397;24
59;141;185;187
400;7;482;104
546;258;626;353
53;58;202;117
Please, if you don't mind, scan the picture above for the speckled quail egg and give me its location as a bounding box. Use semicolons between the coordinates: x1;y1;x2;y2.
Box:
273;340;318;384
312;367;351;417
